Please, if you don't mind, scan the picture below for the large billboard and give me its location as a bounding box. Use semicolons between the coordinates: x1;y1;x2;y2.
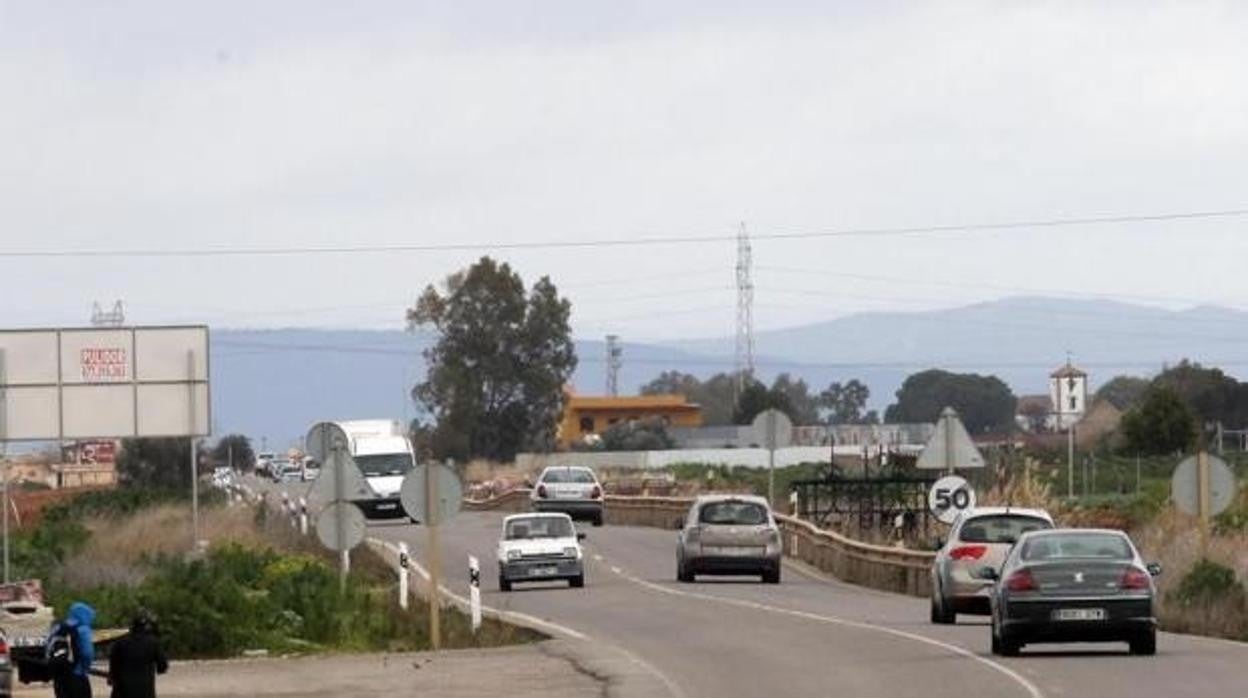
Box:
0;326;210;440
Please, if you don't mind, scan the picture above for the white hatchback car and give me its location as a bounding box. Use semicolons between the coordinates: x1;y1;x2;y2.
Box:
529;466;604;526
496;513;586;592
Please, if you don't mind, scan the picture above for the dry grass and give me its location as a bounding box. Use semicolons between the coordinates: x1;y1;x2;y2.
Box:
57;503;308;589
1132;509;1248;641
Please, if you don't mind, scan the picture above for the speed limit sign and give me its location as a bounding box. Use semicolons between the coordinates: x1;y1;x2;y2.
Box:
928;475;977;525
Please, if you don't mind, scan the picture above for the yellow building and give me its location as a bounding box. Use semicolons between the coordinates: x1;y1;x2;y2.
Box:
558;394;702;449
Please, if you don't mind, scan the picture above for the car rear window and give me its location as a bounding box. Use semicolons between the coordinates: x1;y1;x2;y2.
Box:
958;515;1051;543
699;501;769;526
1021;532;1133;561
542;468;596;484
506;516;574;540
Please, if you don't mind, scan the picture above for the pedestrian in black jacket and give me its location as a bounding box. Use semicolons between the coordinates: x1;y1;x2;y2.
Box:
107;611;168;698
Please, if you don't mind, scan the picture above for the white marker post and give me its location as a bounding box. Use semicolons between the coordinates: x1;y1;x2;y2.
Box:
298;497;308;536
468;555;482;633
398;542;410;611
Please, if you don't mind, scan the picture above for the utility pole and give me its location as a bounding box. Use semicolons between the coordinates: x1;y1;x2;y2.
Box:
605;335;622;397
734;223;755;399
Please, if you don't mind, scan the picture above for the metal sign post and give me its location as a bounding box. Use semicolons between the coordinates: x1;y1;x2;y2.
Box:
427;460;442;649
399;459;463;652
752;409;793;504
308;422;368;591
1172;451;1237;558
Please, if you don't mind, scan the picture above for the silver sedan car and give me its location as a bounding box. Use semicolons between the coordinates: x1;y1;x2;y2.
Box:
677;494;783;584
931;507;1054;623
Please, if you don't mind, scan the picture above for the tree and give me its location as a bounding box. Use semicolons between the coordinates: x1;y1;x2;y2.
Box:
117;438;201;490
769;373;820;425
884;369;1017;433
1120;385;1197;455
1153;360;1248;429
639;371;740;426
820;379;871;425
1095;375;1150;411
407;257;577;461
1017;400;1051;432
211;434;255;472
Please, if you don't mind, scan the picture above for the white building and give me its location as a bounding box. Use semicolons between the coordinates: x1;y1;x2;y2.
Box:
1049;362;1088;430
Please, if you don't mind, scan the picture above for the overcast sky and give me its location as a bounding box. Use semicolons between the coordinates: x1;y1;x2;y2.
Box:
3;1;1248;342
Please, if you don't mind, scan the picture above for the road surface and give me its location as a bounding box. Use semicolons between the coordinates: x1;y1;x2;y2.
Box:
261;480;1248;698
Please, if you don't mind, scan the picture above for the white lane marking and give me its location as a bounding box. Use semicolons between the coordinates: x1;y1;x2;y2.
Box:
368;538;686;698
593;554;604;562
607;564;1044;698
611;566;622;574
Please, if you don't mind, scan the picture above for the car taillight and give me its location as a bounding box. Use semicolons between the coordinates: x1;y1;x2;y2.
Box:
1120;567;1151;590
0;638;8;656
1005;569;1037;592
590;485;602;499
537;484;548;499
949;545;988;561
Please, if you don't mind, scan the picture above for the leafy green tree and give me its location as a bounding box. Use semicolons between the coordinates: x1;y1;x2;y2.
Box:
769;373;820;425
1153;360;1248;428
820;379;871;424
1095;375;1150;410
211;434;255;472
117;438;202;490
884;369;1017;433
1120;384;1197;455
640;371;739;426
407;257;577;461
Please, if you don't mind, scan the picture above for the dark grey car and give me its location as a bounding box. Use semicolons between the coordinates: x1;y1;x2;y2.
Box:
984;528;1161;656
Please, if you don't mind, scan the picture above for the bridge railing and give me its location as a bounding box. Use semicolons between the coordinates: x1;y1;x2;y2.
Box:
461;490;936;597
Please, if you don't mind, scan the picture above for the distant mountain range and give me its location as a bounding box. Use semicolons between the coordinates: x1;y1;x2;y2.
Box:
209;297;1248;447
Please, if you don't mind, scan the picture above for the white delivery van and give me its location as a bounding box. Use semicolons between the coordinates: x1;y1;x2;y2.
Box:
334;419;416;520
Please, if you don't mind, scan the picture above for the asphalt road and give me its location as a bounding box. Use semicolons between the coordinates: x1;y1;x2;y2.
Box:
258;479;1248;698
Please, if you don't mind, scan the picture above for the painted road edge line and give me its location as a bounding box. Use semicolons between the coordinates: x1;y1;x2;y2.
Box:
366;537;687;698
609;564;1044;698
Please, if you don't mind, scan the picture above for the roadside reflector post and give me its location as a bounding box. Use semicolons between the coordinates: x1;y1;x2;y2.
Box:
427;460;443;650
468;555;482;633
298;497;308;536
398;541;410;611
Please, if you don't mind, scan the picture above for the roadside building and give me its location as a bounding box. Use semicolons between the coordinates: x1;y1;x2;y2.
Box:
557;393;702;449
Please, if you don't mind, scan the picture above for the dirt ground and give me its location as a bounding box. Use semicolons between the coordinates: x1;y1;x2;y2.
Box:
14;643;602;698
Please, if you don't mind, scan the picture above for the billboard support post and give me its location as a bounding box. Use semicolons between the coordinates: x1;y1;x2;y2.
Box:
188;349;200;549
1;348;9;584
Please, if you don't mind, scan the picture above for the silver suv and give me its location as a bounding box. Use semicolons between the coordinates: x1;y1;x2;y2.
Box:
930;507;1053;624
677;494;783;584
530;466;605;526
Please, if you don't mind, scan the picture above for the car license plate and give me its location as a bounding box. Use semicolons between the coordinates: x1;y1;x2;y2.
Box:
706;546;762;557
375;502;397;511
1051;608;1106;621
530;566;558;577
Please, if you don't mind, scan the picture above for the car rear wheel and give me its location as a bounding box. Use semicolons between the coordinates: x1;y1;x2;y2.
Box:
569;574;585;588
762;567;781;584
930;594;955;624
677;559;694;583
592;512;604;527
1129;629;1157;656
499;574;512;593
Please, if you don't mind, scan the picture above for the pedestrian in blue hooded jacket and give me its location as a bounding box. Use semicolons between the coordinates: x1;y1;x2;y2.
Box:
49;601;96;698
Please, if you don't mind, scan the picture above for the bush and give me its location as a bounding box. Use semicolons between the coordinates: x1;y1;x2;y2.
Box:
1170;560;1246;608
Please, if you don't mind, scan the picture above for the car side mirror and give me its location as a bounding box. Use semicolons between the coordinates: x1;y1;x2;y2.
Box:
975;566;999;581
1146;562;1162;577
935;537;946;549
576;532;587;542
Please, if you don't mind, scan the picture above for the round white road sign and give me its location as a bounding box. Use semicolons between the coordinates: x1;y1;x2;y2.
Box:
1172;454;1237;518
928;475;977;525
315;501;367;552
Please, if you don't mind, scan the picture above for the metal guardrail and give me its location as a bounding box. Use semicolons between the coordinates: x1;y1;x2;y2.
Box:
461;490;936;597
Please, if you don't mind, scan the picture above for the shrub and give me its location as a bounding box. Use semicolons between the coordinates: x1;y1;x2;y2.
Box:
1170;559;1246;607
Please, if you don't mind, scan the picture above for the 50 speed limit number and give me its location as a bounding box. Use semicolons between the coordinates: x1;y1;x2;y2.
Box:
928;475;977;525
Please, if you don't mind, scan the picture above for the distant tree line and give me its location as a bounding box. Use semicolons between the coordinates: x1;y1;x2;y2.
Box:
639;371;877;427
1100;360;1248;456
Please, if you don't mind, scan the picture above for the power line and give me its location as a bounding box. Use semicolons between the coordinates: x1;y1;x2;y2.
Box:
5;206;1248;258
